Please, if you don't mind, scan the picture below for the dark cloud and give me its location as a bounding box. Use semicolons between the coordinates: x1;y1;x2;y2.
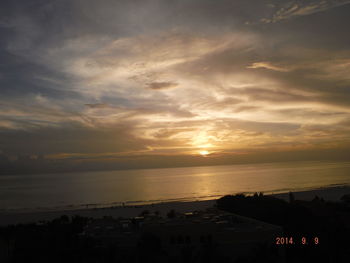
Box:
261;0;350;23
84;103;110;109
0;124;147;155
147;81;178;90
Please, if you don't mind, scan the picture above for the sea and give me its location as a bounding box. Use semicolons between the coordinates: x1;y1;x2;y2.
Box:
1;161;350;212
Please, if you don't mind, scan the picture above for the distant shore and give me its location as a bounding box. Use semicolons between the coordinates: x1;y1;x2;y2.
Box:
1;185;349;226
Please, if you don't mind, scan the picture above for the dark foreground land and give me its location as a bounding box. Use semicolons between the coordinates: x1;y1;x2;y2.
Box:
1;193;350;263
217;193;350;263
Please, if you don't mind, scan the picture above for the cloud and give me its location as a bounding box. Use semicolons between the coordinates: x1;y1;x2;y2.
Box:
147;81;178;90
85;103;110;109
247;62;290;72
262;0;350;23
0;124;150;156
233;87;316;103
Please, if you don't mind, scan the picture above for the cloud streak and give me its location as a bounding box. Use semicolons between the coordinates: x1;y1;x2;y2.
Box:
261;0;350;23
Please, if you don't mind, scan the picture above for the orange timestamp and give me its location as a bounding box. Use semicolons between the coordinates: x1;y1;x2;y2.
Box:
275;236;319;245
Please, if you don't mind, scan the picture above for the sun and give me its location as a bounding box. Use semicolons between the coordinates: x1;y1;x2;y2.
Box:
199;150;210;156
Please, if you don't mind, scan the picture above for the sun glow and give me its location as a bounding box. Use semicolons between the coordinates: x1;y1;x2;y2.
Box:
199;150;210;156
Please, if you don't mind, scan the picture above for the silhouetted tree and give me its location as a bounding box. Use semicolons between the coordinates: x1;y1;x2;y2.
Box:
288;192;295;203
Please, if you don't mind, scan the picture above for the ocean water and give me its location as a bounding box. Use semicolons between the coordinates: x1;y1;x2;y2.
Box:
1;161;350;212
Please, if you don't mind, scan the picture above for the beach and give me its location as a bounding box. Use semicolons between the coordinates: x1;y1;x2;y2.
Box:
1;185;349;226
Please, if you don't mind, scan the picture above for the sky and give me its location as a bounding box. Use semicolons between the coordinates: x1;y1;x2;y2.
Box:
1;0;350;173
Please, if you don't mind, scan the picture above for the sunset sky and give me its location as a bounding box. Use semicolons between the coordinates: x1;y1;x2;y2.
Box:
1;0;350;171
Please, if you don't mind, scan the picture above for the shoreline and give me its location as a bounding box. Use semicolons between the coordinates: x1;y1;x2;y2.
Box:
1;185;349;226
3;183;349;213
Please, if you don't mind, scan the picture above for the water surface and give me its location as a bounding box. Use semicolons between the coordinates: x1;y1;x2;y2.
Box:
1;161;350;211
